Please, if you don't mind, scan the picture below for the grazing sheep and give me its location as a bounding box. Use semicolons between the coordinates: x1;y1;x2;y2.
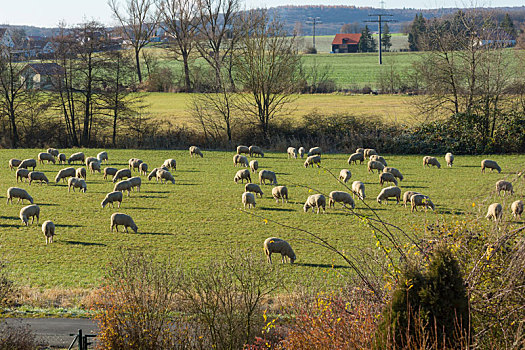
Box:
356;148;364;154
234;169;251;184
129;176;142;192
481;159;501;173
259;170;278;185
47;148;59;157
352;181;365;200
364;148;378;159
76;167;87;179
347;152;364;165
249;145;264;157
383;167;404;181
68;152;85;165
38;152;55;164
367;160;385;173
304;155;321;168
379;172;398;187
6;187;33;204
237;145;250;155
16;168;29;183
298;147;305;158
486;203;503;222
97;151;108;163
110;213;138;233
58;153;66;164
68;177;87;193
423;156;441;169
245;183;264;197
55;167;76;183
9;158;22;170
113;169;132;183
242;192;256;209
370;155;387;167
101;191;123;208
376;186;401;204
20;204;40;226
85;156;98;167
272;186;288;203
233;154;249;167
114;179;133;196
89;160;101;174
496;180;514;196
104;167;118;180
189;146;203;158
147;168;159;181
287;147;298;159
263;237;296;264
42;220;55;244
410;194;435;212
139;163;148;176
28;171;49;185
129;158;143;171
308;147;322;156
403;191;420;208
304;194;326;214
511;200;523;219
156;169;175;184
445;153;454;167
249;160;258;173
339;169;352;183
18;159;37;171
328;191;355;209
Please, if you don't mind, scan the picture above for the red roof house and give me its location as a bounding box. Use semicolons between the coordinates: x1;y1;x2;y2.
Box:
331;33;361;53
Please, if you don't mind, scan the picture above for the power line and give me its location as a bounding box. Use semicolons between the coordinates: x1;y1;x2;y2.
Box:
365;13;396;65
306;17;322;50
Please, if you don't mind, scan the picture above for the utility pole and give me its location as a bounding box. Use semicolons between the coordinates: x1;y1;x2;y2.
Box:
365;13;395;65
306;17;322;50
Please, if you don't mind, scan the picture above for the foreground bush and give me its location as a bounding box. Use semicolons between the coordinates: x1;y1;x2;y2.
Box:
0;322;37;350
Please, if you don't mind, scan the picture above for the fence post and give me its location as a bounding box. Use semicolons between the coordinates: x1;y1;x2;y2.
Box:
78;329;83;350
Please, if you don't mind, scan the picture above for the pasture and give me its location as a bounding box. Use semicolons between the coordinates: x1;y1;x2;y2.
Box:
0;149;522;298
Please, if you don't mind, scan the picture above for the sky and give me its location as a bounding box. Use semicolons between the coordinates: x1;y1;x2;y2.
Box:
1;0;524;28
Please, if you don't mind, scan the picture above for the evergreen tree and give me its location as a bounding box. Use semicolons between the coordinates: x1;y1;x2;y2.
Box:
501;13;517;39
382;23;392;51
358;25;376;53
408;13;426;51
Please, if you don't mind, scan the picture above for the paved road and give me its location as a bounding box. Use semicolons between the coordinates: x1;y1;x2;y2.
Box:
2;318;98;348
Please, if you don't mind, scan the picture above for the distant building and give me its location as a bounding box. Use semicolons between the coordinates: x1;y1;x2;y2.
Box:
21;63;65;90
0;28;14;48
331;33;361;53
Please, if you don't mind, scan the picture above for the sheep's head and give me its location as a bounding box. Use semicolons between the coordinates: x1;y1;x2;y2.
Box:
131;224;138;234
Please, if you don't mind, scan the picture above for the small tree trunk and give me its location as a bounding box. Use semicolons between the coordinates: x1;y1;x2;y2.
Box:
135;49;143;83
182;52;192;92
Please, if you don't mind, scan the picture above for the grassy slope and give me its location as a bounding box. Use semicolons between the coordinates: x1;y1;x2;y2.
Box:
0;149;521;291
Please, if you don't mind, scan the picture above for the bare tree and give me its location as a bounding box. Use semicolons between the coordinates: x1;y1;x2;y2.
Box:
109;0;159;83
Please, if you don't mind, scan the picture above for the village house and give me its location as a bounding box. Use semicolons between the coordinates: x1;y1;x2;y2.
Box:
0;28;14;48
331;33;361;53
20;63;65;90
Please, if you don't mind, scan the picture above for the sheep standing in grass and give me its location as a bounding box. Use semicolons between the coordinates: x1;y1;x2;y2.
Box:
379;172;398;187
20;205;40;226
18;159;37;171
328;191;355;209
38;152;55;164
58;153;66;164
28;171;49;185
89;160;101;174
101;191;123;208
368;160;385;173
242;192;256;209
445;153;454;167
68;178;87;193
259;170;277;185
157;169;175;184
249;160;258;173
339;169;352;183
383;167;404;181
47;148;59;157
163;158;177;170
7;187;33;204
129;176;142;192
376;186;401;204
298;147;305;158
304;194;326;214
511;200;523;219
352;181;365;200
147;168;163;181
76;167;87;179
403;191;420;207
189;146;203;158
16;168;29;183
113;169;132;183
364;148;378;159
249;145;264;157
308;147;322;156
55;167;76;183
496;180;514;196
233;154;249;167
42;220;55;244
263;237;296;264
347;153;364;165
9;158;21;170
97;151;108;163
272;186;288;203
139;163;148;176
410;194;435;212
237;145;250;155
234;169;251;184
110;213;138;233
287;147;297;159
114;179;133;196
481;159;501;173
370;155;387;166
486;203;503;221
356;148;364;154
85;156;98;168
104;167;118;180
129;158;144;172
423;156;441;169
245;183;264;197
68;152;85;164
304;155;321;168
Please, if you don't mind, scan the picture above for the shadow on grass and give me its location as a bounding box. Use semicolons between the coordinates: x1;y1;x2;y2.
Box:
437;208;464;215
402;185;429;189
259;207;295;212
140;195;168;199
295;262;351;269
0;224;19;228
37;203;59;206
63;240;106;246
139;232;173;236
0;216;19;220
143;190;170;193
125;207;155;210
56;224;83;228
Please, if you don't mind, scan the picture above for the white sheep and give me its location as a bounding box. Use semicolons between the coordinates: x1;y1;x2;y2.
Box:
237;145;250;155
113;168;132;183
298;147;305;158
328;191;355;209
486;203;503;222
16;168;29;183
272;186;288;203
364;148;378;159
139;163;148;176
189;146;203;158
259;170;278;185
249;145;264;157
58;153;66;164
410;194;435;212
104;167;118;180
367;160;385;173
89;160;101;174
423;156;441;169
68;178;87;193
28;171;49;185
403;191;420;207
511;200;523;219
101;191;123;208
263;237;296;264
379;172;398;187
42;220;55;244
47;148;59;157
304;155;321;168
38;152;55;164
339;169;352;183
9;158;21;170
110;213;138;233
156;169;175;184
383;167;404;181
445;153;454;167
242;192;256;209
55;167;76;183
496;180;513;196
7;187;33;204
249;160;258;173
20;204;40;226
347;152;364;165
76;167;87;179
85;156;98;167
304;194;326;214
308;147;322;156
97;151;108;163
114;179;133;196
287;147;298;159
245;183;264;197
356;148;365;154
18;159;37;171
370;155;387;166
481;159;501;173
147;168;160;181
68;152;85;165
234;169;251;184
129;158;144;171
233;154;249;167
352;181;365;200
376;186;401;204
129;176;142;192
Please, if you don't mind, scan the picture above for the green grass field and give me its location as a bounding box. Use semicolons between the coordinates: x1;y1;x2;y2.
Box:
0;150;522;298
